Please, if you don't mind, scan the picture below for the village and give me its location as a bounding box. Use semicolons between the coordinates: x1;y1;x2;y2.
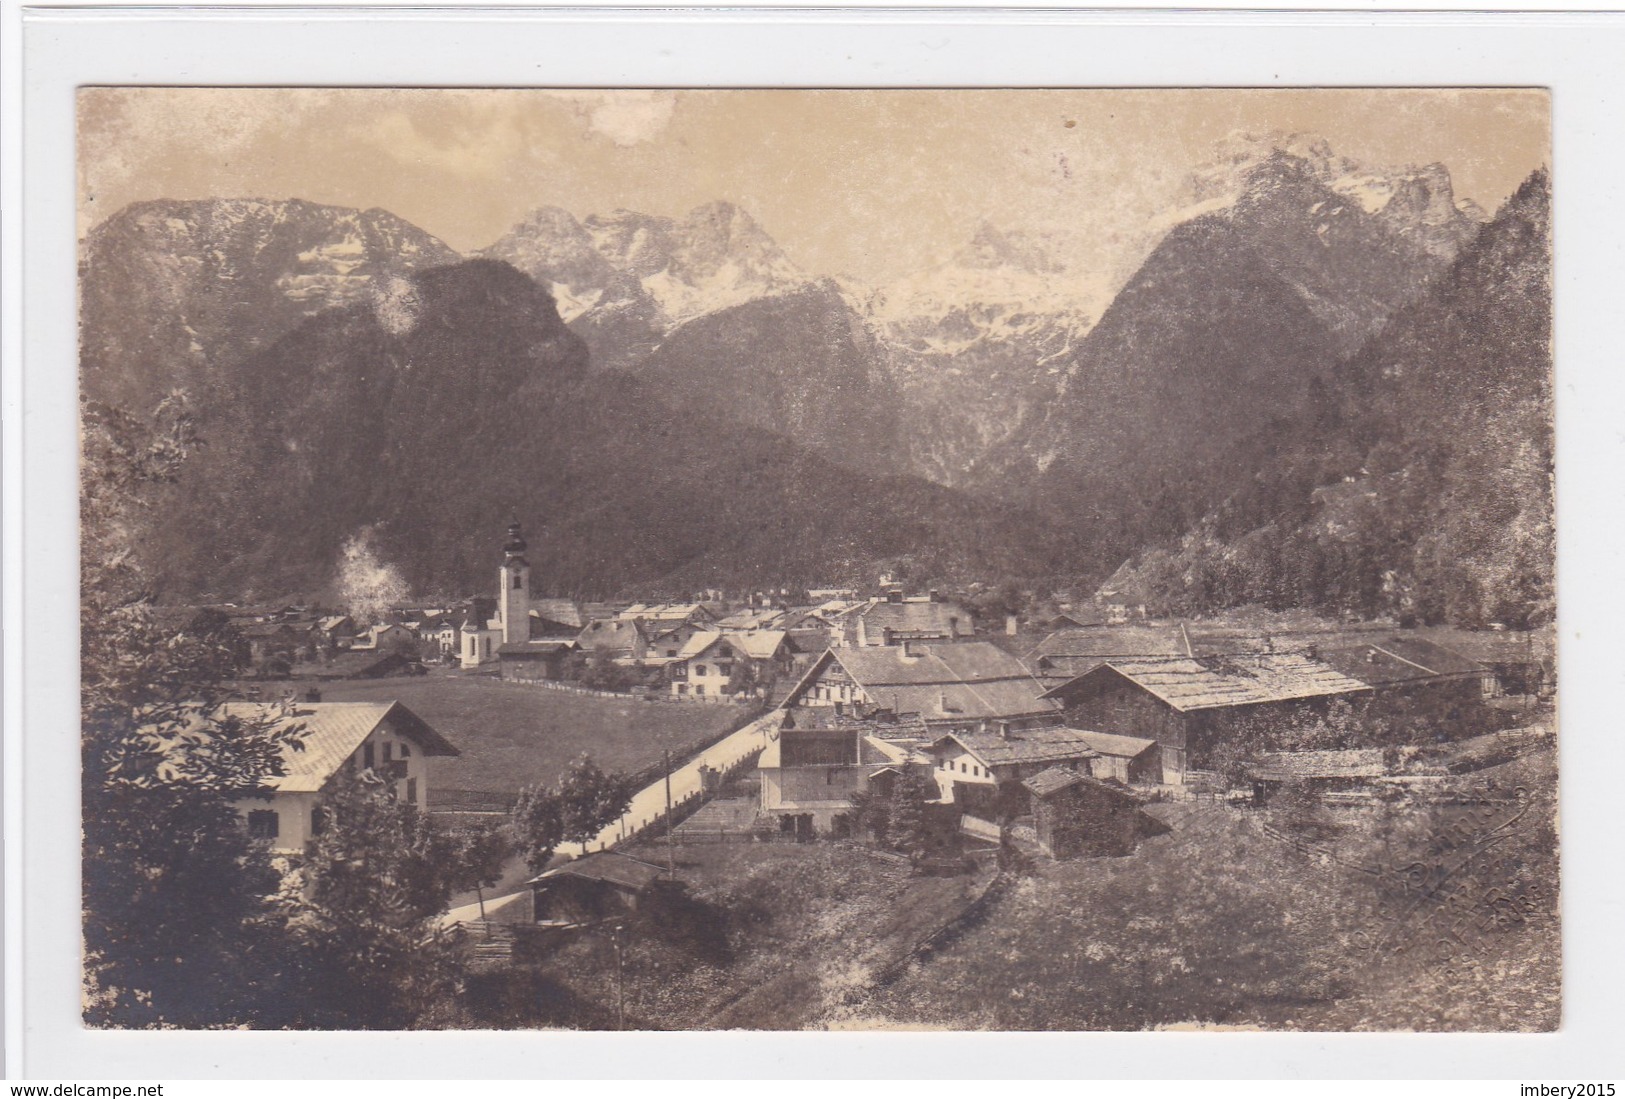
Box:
173;516;1558;1030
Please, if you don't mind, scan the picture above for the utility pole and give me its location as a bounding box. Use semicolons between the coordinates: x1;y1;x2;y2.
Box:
664;748;675;876
612;922;626;1031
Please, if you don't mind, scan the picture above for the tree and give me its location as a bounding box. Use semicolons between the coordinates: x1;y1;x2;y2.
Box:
512;754;636;871
287;769;462;1029
446;822;514;921
885;771;937;863
81;396;307;1027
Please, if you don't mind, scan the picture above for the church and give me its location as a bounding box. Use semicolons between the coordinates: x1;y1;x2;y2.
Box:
459;518;579;679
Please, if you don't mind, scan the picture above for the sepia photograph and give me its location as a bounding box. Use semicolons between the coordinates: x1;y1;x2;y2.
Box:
76;86;1556;1033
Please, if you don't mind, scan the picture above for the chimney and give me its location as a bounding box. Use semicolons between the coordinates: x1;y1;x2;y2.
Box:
882;627;895;646
1005;613;1019;636
887;589;904;604
997;720;1012;739
902;638;923;659
1305;643;1319;661
929;589;941;603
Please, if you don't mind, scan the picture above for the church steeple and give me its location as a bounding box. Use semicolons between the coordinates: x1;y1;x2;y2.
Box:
497;515;531;645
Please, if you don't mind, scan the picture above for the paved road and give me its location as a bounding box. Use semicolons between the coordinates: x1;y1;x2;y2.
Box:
563;709;784;858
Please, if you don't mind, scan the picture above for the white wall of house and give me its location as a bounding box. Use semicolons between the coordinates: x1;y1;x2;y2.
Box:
233;715;434;855
931;748;998;800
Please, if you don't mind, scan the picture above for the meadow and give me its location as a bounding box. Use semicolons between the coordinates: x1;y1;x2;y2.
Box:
280;671;745;803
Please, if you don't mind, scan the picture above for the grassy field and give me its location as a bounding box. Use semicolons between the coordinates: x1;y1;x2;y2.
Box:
275;671;743;800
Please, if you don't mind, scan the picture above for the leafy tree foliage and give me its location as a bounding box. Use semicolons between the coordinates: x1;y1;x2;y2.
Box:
511;754;636;871
286;769;463;1029
81;396;307;1027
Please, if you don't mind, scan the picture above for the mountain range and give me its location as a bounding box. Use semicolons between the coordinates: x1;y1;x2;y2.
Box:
78;136;1551;626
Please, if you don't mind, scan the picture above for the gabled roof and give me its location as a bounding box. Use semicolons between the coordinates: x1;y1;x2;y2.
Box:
1040;654;1371;712
932;727;1100;769
577;618;649;648
528;850;668;891
1022;765;1088;798
857;599;970;638
531;598;585;628
213;700;458;793
786;642;1054;723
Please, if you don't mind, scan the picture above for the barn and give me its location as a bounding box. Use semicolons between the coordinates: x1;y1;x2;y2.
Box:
1039;653;1371;782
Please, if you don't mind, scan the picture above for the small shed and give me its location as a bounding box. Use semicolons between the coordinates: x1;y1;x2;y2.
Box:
1020;767;1145;859
528;851;675;926
1246;748;1387;806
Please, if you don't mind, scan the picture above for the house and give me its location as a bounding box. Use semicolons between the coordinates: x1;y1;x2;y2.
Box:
1039;654;1372;782
670;629;794;699
644;619;714;664
925;726;1103;804
1022;767;1146;858
311;614;355;653
782;640;1058;734
349;621;417;654
757;715;919;837
841;590;974;648
616;602;717;629
575;618;651;664
221;700;459;855
528;851;676;925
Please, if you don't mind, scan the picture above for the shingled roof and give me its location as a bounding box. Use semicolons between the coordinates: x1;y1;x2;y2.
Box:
211;701;458;793
1041;654;1371;712
529;850;668;891
796;642;1054;723
934;726;1100;768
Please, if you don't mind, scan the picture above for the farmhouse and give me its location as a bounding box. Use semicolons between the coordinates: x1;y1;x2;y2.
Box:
1039;653;1371;782
926;726;1103;803
669;629;795;698
220;700;459;855
1246;748;1387;806
782;640;1057;734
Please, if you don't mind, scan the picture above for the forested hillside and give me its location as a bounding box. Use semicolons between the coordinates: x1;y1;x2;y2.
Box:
1105;170;1553;628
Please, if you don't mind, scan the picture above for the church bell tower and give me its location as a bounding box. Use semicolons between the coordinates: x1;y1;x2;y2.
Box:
497;516;531;646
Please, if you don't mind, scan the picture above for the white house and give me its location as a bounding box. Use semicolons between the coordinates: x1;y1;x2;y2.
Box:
223;700;460;854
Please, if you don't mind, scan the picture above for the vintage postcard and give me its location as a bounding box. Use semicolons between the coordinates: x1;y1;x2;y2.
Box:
78;87;1555;1032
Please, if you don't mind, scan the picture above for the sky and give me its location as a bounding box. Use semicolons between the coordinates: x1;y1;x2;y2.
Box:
78;87;1550;285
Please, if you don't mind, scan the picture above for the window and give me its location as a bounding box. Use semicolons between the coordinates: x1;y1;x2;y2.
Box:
667;649;677;658
513;572;523;589
718;664;733;677
676;683;688;695
363;742;375;770
247;810;279;839
311;805;327;836
695;664;707;676
399;742;410;758
407;777;418;804
696;685;705;696
382;741;393;762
